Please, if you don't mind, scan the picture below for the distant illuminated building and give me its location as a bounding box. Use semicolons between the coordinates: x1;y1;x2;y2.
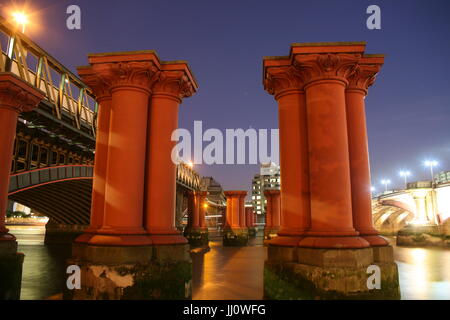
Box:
251;162;280;224
435;171;450;185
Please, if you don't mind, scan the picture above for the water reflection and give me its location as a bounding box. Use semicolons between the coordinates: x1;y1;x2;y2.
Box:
9;226;450;300
395;245;450;300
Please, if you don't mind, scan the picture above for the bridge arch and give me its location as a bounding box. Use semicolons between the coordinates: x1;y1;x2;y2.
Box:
8;165;93;225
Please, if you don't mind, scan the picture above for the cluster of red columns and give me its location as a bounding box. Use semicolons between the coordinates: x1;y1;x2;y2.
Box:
264;42;387;249
75;51;198;246
187;191;208;231
223;191;248;230
0;74;43;243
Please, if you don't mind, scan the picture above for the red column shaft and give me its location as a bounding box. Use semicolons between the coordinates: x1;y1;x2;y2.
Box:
225;197;233;228
346;89;387;246
239;195;246;228
300;79;368;248
0;108;19;235
99;87;149;237
85;97;111;233
145;94;186;244
199;192;207;228
276;91;310;237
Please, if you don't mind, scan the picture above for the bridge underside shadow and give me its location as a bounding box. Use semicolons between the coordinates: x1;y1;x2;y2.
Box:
9;179;92;244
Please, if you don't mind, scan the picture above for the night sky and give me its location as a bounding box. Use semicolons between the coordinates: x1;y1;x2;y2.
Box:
2;0;450;195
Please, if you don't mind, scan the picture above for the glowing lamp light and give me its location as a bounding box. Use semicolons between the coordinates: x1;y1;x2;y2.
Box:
187;161;194;168
12;12;29;33
381;179;391;192
424;160;438;181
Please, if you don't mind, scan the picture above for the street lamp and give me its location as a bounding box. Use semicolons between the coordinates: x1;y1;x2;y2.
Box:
381;179;391;193
12;11;29;33
424;160;438;181
399;170;411;189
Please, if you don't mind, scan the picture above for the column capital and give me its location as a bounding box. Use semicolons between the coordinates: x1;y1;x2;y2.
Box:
294;53;361;87
224;190;247;197
264;65;306;100
347;56;384;94
77;66;113;102
152;67;197;103
0;73;44;113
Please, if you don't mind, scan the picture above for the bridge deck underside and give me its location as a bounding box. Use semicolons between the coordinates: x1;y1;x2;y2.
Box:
9;179;92;225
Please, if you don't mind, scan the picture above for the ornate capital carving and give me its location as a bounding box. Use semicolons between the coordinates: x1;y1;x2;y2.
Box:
264;66;306;98
346;63;381;93
88;61;160;94
294;53;361;86
0;74;43;113
78;67;111;102
152;70;195;101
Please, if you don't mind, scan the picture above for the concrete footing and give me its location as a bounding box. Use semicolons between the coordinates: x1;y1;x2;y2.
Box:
223;227;249;246
65;242;192;300
0;240;24;300
264;245;400;300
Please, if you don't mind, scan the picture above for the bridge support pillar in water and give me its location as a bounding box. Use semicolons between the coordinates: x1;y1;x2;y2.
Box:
262;42;400;299
264;190;280;241
0;73;44;299
67;51;198;300
184;191;209;248
223;191;249;246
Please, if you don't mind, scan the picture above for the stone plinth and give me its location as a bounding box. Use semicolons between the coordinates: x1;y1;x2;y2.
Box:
264;245;400;300
65;243;191;300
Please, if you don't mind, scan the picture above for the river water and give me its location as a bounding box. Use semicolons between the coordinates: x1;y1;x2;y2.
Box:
9;226;450;300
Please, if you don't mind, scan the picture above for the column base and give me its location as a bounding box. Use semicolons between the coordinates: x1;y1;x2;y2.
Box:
223;227;249;247
65;242;192;300
264;244;400;300
264;228;279;241
0;239;24;300
298;236;370;249
183;227;209;248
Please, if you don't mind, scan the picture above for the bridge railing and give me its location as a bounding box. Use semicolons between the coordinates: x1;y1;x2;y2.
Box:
0;16;97;137
8;165;94;195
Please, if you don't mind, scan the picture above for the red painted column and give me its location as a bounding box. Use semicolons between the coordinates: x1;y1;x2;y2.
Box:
346;57;388;246
224;191;247;229
263;65;311;246
145;66;197;245
199;191;208;229
245;207;254;228
76;66;112;239
296;52;369;249
81;54;161;246
224;195;234;228
239;194;246;228
0;74;43;241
